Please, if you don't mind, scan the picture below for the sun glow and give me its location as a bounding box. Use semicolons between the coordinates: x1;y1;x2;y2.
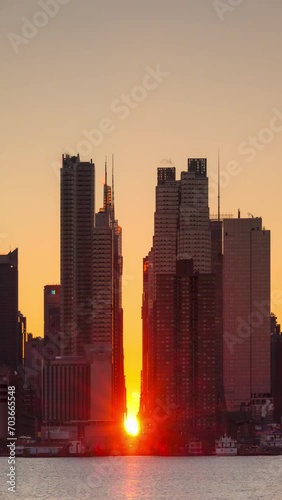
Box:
125;416;140;436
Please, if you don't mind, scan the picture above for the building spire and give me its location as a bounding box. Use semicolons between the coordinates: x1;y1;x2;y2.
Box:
218;149;221;222
103;156;108;211
105;156;108;185
112;154;115;208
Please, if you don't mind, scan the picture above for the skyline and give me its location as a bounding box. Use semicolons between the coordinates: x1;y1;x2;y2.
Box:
0;154;280;419
2;0;282;418
0;156;277;446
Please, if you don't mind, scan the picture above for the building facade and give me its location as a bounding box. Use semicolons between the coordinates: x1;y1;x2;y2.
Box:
210;220;225;426
0;249;21;372
60;154;95;356
42;356;90;424
58;155;125;429
93;163;126;425
223;217;271;413
140;160;218;446
271;317;282;423
42;345;113;425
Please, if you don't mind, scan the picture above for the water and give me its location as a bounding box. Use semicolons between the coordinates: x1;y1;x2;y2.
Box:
1;456;282;499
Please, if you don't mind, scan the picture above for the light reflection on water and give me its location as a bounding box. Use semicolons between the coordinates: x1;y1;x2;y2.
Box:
1;456;282;499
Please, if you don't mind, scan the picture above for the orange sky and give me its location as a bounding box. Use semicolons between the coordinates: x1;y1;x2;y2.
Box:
1;1;282;417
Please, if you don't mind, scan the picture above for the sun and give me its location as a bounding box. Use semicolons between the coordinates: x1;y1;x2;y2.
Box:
125;416;140;436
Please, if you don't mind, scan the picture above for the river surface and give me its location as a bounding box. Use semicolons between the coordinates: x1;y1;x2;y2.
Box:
1;456;282;499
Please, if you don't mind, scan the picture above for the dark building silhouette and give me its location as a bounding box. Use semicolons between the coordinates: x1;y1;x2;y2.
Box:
140;160;217;447
271;316;282;423
0;367;37;442
210;220;225;428
93;159;126;425
223;217;271;413
42;356;91;424
0;255;32;439
0;249;21;372
60;154;95;356
24;334;44;394
56;154;125;434
41;345;117;449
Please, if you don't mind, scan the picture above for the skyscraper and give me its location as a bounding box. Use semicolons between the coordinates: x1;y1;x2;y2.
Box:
93;160;126;425
210;219;225;426
58;154;125;433
140;160;217;446
153;166;179;275
140;164;179;423
0;249;21;372
178;159;211;273
223;217;271;413
60;154;95;356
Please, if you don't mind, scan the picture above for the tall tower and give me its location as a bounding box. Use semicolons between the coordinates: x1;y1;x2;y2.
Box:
210;219;225;427
0;249;21;372
141;164;179;427
93;159;126;424
223;217;271;413
141;160;217;446
178;158;211;273
153;166;179;276
60;154;95;356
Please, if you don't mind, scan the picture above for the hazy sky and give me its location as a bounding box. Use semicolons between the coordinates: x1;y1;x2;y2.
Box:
1;0;282;416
